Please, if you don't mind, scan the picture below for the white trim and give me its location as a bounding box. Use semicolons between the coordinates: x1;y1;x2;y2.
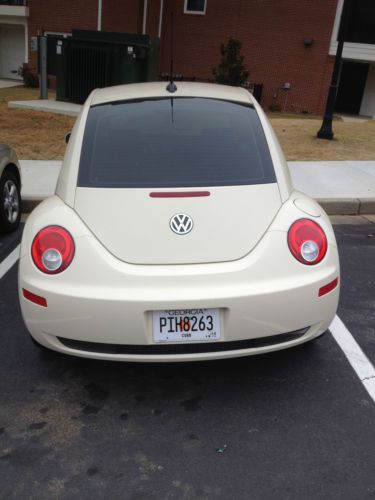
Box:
0;5;28;18
44;31;71;38
142;0;148;34
97;0;102;31
330;315;375;403
184;0;206;15
0;245;20;280
158;0;164;39
329;0;375;62
360;63;375;117
0;15;27;26
24;19;28;63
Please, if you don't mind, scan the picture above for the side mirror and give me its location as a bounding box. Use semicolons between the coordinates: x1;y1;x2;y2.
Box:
65;132;71;144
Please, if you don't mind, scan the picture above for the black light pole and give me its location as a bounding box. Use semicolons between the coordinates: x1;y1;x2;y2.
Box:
317;0;350;140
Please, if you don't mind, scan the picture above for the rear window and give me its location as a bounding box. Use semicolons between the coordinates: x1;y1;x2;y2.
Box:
78;97;276;188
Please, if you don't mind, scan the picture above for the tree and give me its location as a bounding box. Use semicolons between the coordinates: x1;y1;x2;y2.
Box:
212;38;249;86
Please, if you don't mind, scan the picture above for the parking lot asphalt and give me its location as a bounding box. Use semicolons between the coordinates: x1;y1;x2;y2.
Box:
0;221;375;500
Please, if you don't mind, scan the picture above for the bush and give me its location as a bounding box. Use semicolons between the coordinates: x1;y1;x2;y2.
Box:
268;104;282;112
212;38;249;87
18;65;39;88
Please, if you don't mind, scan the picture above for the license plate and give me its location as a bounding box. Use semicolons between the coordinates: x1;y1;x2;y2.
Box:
152;308;221;343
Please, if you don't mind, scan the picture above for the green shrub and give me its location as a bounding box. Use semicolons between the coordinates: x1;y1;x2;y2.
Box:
18;65;39;88
212;38;249;87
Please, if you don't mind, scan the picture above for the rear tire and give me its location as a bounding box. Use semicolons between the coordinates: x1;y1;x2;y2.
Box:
0;171;21;234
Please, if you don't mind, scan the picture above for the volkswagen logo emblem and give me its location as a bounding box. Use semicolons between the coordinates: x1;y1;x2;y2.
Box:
170;214;194;235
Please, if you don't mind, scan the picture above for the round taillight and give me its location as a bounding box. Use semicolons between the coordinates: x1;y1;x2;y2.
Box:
288;219;327;265
31;226;75;274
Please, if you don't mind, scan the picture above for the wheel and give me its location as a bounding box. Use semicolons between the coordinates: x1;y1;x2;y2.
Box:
0;171;21;234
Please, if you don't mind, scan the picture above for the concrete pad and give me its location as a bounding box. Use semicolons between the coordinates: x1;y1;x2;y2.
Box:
0;79;22;89
20;160;61;200
337;115;370;123
9;99;81;116
289;161;375;198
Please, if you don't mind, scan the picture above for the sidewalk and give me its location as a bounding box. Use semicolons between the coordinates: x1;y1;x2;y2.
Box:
9;99;81;117
20;160;375;215
0;79;23;89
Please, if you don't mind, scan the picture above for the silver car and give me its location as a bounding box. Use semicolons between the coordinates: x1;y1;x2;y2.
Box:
0;144;21;234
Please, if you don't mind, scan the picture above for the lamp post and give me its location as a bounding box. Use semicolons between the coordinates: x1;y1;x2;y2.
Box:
317;0;351;140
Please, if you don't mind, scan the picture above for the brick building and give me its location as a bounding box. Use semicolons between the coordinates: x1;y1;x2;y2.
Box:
1;0;375;116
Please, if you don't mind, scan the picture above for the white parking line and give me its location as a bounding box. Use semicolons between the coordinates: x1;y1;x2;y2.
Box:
0;244;20;280
330;315;375;403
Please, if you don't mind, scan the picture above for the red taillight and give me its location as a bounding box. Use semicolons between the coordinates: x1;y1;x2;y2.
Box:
31;226;75;274
288;219;327;265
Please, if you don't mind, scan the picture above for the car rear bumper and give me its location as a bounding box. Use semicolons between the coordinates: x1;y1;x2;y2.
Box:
19;230;339;362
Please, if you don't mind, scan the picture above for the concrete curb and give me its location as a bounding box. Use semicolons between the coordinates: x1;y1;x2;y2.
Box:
316;198;375;216
21;196;375;216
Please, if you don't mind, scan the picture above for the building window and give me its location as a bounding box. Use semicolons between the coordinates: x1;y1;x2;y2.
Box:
184;0;206;15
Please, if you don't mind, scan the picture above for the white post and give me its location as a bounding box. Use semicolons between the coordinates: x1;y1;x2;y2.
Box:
142;0;148;34
158;0;164;39
98;0;102;31
39;36;48;99
24;21;29;64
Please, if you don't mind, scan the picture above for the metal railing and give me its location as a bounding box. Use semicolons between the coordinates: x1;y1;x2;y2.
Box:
0;0;27;5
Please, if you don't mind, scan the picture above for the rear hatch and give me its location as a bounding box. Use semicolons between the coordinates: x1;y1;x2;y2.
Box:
74;96;281;265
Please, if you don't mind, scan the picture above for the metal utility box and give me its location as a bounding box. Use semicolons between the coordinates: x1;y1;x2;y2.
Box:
55;30;159;104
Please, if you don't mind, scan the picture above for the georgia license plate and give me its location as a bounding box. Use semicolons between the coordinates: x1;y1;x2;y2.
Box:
152;308;221;343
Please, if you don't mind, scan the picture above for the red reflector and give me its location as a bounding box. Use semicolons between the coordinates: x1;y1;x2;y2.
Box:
149;191;210;198
319;278;339;297
22;288;47;307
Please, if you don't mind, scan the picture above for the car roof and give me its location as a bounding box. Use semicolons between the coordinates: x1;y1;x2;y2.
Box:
90;81;254;107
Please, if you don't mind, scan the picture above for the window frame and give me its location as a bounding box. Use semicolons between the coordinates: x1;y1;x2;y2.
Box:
43;31;71;38
183;0;207;15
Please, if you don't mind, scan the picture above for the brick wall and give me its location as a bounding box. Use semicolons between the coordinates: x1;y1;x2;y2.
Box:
28;0;97;70
158;0;339;115
102;0;143;33
27;0;339;115
27;0;143;70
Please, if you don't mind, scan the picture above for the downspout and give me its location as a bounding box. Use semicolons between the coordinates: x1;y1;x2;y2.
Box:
98;0;102;31
142;0;148;34
158;0;164;38
24;21;29;64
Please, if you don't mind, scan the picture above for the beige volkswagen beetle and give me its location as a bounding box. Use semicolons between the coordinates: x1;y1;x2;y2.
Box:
18;82;339;361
